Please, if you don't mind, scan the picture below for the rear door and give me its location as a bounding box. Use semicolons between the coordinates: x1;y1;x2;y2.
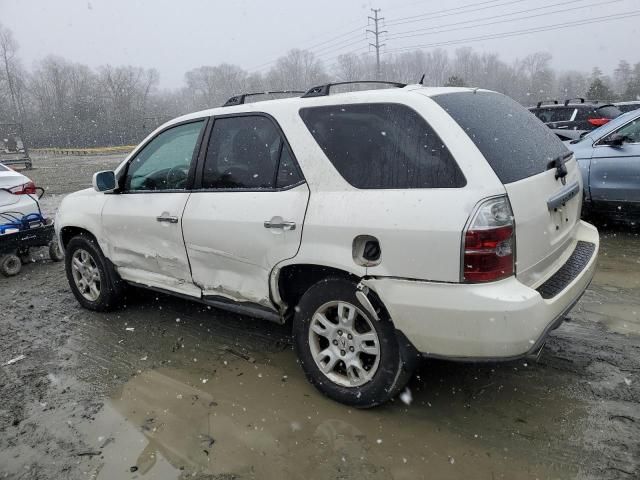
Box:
433;91;583;287
590;116;640;208
182;114;309;309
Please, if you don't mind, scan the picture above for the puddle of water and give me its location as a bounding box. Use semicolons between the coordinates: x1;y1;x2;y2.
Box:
595;231;640;291
82;352;579;480
581;301;640;336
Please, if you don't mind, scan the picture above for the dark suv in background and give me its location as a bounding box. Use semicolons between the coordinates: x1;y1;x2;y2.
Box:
615;101;640;113
529;98;621;140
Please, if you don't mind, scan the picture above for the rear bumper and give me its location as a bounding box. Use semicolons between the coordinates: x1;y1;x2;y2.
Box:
362;221;599;360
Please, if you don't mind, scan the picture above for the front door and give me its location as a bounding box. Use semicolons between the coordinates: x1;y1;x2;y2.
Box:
102;119;206;296
182;114;309;309
590;116;640;213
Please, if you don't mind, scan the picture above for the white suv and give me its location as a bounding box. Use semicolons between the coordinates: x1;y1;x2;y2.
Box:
56;83;599;407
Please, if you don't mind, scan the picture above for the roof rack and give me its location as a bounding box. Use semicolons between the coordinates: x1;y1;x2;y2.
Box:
564;97;585;106
301;81;406;98
536;100;559;108
222;90;305;107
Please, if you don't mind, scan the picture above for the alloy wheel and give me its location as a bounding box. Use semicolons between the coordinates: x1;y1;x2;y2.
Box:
308;301;381;387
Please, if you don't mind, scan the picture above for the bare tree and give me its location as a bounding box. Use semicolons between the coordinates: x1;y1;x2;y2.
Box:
0;23;26;121
518;52;555;100
98;65;158;145
185;63;248;109
266;49;327;90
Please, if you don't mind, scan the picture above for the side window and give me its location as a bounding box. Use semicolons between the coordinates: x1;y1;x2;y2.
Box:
276;145;303;188
535;108;554;123
575;108;592;121
125;121;204;191
299;103;465;189
615;119;640;143
202;115;301;189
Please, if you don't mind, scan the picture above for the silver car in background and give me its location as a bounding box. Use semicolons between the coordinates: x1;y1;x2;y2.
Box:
568;109;640;221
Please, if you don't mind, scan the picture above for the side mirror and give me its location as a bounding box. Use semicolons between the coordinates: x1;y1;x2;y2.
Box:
92;170;117;193
603;133;628;147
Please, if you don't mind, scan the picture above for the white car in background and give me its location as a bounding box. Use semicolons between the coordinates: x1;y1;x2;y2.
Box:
0;163;41;222
55;83;599;407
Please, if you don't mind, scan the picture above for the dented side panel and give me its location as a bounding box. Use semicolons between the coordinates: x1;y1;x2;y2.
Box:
182;184;310;307
101;192;197;295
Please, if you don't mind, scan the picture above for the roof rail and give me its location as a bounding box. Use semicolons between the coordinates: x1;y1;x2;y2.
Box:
301;80;406;98
222;90;305;107
535;100;559;108
563;97;585;106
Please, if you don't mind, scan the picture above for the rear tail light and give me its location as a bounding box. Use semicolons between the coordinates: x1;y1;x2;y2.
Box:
587;117;611;127
8;181;37;195
462;196;515;283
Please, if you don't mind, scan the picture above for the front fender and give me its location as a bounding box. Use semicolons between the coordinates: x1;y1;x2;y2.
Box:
55;188;108;251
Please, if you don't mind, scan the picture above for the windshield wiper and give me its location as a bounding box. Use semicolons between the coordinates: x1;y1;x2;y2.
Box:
546;151;572;180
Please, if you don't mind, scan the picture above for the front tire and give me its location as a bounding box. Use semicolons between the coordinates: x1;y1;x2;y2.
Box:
293;277;412;408
65;235;124;311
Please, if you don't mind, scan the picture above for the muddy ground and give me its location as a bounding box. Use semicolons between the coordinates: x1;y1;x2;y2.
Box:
1;153;639;480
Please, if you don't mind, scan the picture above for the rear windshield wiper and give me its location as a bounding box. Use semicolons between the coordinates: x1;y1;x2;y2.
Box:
546;151;572;180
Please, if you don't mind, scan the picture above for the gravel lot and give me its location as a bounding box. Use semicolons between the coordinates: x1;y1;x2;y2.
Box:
1;153;639;480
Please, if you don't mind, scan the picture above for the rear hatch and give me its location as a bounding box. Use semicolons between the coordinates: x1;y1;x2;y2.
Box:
0;166;27;208
433;90;583;287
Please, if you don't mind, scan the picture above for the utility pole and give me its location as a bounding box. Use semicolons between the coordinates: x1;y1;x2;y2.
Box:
367;8;386;80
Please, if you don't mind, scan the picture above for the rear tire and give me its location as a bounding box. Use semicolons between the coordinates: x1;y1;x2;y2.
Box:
293;277;413;408
65;235;125;311
0;254;22;277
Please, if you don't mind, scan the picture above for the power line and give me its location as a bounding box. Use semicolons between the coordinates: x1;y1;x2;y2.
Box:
387;0;588;39
384;0;527;27
384;10;640;54
386;0;621;41
248;23;366;72
304;25;367;52
314;36;369;59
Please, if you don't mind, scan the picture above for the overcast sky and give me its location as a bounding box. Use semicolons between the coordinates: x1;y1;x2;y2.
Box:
1;0;638;88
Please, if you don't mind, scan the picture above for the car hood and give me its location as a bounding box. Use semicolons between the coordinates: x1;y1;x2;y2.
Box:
566;139;594;159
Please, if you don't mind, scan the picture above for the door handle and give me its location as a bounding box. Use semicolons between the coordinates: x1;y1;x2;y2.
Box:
264;220;296;230
156;215;179;224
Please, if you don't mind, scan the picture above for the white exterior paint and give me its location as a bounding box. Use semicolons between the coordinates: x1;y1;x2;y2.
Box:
0;167;40;218
182;184;310;307
56;85;599;359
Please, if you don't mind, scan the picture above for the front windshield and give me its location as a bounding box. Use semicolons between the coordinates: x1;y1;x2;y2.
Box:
1;2;639;480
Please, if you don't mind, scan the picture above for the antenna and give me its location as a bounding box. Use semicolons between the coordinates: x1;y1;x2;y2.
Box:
418;73;425;85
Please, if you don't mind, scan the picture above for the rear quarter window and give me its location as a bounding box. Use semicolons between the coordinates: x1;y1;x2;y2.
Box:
433;91;570;184
299;103;465;189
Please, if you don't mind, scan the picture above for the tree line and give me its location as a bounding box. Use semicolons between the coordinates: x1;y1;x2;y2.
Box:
1;23;639;148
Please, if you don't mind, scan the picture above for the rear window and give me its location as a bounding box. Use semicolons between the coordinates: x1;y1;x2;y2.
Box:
433;91;570;184
299;103;465;189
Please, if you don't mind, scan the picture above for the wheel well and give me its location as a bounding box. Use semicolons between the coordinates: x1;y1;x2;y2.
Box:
59;226;97;250
277;264;359;310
